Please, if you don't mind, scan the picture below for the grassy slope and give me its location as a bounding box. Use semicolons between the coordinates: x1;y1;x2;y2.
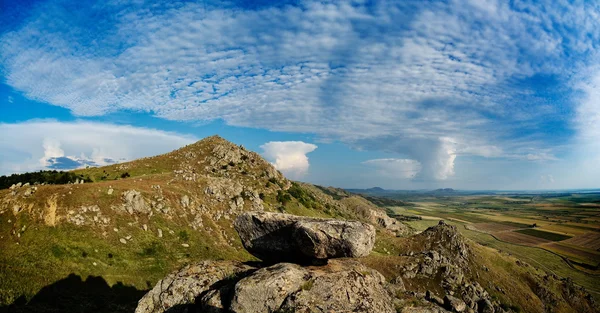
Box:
0;136;393;305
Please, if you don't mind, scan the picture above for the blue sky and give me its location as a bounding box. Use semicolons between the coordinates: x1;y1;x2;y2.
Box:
0;0;599;190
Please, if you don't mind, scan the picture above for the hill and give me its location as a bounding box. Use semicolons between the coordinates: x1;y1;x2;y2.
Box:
0;136;597;313
0;136;406;308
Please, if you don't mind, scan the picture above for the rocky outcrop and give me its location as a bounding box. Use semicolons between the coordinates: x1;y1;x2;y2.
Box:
279;260;394;313
136;211;390;313
234;211;375;263
136;259;394;313
135;261;255;313
121;190;150;214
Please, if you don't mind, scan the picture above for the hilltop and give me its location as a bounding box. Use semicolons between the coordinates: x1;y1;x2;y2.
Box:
0;136;597;313
0;136;406;308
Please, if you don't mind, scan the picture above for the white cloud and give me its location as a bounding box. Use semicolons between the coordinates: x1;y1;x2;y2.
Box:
0;121;195;174
260;141;317;179
0;1;598;183
526;152;558;161
362;158;421;179
540;174;555;184
7;96;13;103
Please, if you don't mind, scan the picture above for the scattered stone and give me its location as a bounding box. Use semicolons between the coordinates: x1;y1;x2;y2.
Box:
234;211;375;263
93;262;97;266
477;299;494;313
158;229;163;238
113;228;119;232
181;243;189;248
107;188;114;195
126;235;132;240
119;238;127;244
121;190;150;214
142;224;148;231
444;295;466;312
180;195;190;208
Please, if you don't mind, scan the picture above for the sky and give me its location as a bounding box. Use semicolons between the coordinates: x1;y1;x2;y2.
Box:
0;0;599;190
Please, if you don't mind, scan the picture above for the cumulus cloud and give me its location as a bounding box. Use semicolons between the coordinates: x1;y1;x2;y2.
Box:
0;121;195;174
362;159;421;179
0;0;598;181
260;141;317;179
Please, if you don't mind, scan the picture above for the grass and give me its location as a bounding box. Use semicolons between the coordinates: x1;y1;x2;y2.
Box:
515;229;572;242
456;224;600;298
0;213;253;305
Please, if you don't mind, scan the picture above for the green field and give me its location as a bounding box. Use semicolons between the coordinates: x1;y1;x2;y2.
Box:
382;191;600;298
515;228;572;241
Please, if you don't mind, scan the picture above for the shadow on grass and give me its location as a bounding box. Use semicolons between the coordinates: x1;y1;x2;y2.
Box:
0;274;147;313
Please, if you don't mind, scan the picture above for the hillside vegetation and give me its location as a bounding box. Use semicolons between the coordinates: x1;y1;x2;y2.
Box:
0;136;597;313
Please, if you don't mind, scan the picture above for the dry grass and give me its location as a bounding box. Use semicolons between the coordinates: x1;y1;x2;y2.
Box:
541;242;600;267
562;232;600;251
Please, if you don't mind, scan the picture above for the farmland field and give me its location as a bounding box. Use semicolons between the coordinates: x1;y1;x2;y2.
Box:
494;231;551;246
563;232;600;250
354;189;600;298
514;228;572;241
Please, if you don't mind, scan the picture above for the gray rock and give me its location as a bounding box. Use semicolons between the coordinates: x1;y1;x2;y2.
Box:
477;299;494;313
135;261;255;313
135;259;393;313
279;260;394;313
230;263;308;313
234;211;375;262
444;295;467;312
294;219;376;259
121;190;150;214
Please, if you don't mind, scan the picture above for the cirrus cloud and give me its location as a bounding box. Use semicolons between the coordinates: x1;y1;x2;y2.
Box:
1;0;599;183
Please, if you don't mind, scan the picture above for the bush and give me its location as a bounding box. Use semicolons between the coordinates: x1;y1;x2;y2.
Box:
0;170;93;189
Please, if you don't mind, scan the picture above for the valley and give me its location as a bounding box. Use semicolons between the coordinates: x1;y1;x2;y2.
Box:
373;190;600;297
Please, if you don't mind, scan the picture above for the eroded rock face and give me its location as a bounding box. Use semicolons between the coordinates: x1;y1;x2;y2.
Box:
280;260;394;313
121;190;150;214
234;211;375;263
136;259;394;313
230;263;308;313
134;261;255;313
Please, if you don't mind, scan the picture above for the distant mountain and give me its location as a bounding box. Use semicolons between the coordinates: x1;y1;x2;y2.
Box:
432;188;455;193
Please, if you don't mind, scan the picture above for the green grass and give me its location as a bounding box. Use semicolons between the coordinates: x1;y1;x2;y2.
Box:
514;229;572;241
0;214;253;305
499;221;532;228
455;225;600;298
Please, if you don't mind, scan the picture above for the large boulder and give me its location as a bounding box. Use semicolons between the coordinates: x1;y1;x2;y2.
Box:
279;260;395;313
135;259;394;313
135;261;255;313
229;263;308;313
234;211;375;263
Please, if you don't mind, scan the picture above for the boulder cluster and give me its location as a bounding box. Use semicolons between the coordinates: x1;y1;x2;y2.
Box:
135;211;395;313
